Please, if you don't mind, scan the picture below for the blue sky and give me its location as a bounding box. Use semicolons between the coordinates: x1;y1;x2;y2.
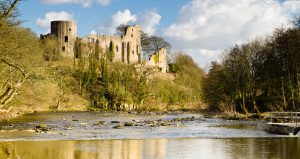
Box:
18;0;300;70
19;0;186;36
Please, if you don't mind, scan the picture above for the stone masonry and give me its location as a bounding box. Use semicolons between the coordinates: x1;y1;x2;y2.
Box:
42;20;167;72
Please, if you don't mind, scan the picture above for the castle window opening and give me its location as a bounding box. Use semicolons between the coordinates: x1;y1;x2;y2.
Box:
116;45;119;52
62;46;65;51
65;36;68;42
69;28;72;32
88;38;94;43
132;50;134;54
131;34;133;38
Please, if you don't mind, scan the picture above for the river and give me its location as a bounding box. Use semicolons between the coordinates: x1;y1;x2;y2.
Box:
0;112;299;159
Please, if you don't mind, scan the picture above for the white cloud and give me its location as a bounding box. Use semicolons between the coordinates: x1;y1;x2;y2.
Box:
94;9;162;36
183;48;222;71
138;10;161;36
41;0;111;7
36;11;73;33
164;0;300;70
96;9;137;34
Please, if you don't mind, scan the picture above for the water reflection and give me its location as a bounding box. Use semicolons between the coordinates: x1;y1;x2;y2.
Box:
0;138;299;159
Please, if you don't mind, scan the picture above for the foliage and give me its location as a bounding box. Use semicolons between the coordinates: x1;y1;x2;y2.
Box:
75;46;204;110
149;53;205;108
0;1;43;109
203;20;300;113
173;53;205;93
142;34;171;58
115;24;129;36
293;16;300;29
0;0;22;26
74;38;82;58
41;36;61;61
76;56;151;110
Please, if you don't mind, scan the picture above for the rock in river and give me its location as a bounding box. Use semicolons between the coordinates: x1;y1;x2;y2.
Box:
35;124;49;132
124;122;134;127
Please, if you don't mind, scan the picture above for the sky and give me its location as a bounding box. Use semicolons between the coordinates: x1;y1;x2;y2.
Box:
19;0;300;70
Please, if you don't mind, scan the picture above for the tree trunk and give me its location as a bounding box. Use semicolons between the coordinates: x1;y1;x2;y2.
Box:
0;59;27;109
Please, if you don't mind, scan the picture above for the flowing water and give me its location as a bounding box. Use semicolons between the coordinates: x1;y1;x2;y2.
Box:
0;112;299;159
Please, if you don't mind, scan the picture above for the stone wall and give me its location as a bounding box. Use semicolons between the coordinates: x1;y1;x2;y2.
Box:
148;48;168;73
81;25;141;64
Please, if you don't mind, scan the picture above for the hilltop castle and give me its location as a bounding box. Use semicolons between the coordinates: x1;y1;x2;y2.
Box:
41;20;168;73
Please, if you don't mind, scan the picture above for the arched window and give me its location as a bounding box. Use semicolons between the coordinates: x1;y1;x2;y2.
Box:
116;45;119;52
65;36;68;42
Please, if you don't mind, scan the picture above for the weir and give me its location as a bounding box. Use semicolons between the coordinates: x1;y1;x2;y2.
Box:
265;112;300;135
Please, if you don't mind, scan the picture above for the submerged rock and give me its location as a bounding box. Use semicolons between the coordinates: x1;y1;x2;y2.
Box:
35;124;49;132
111;121;120;124
60;132;68;136
93;121;107;125
72;116;79;121
64;126;73;130
160;121;172;126
124;122;134;127
80;123;88;127
113;124;124;129
132;119;141;123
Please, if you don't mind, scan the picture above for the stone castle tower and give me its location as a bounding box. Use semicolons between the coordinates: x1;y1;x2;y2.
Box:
50;21;77;57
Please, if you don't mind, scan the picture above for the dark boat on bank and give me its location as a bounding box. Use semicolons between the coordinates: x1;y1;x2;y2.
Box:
265;112;300;135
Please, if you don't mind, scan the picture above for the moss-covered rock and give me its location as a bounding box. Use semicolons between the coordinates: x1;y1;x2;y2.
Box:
124;122;134;126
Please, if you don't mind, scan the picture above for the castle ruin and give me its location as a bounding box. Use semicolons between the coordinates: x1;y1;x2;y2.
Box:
42;20;167;72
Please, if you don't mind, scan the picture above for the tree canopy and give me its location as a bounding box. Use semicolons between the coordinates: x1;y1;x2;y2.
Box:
203;17;300;113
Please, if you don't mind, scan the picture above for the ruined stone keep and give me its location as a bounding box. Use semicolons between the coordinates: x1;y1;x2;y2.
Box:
81;25;141;63
42;20;167;72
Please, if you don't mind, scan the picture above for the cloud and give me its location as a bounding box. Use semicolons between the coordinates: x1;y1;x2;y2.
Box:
36;11;73;33
164;0;300;70
138;10;161;36
41;0;111;7
96;9;137;34
94;9;162;36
